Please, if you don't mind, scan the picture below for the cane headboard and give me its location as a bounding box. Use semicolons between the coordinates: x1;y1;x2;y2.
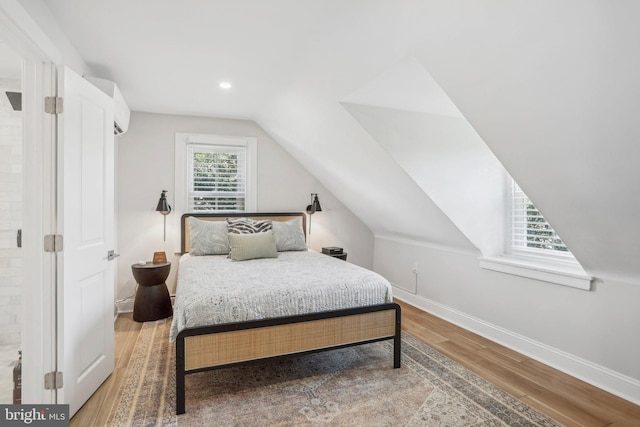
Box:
180;212;306;254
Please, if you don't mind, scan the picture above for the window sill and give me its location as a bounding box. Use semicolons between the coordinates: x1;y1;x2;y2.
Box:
479;256;593;290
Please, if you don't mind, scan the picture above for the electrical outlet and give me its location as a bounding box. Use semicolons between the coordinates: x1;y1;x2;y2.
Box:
412;262;419;275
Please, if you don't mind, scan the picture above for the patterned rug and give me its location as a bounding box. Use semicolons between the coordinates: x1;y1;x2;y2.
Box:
107;318;562;426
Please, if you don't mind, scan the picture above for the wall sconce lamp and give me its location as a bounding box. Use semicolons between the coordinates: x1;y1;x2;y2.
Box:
305;193;322;234
155;190;171;241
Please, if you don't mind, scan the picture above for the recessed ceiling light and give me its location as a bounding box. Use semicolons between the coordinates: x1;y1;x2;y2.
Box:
219;81;232;89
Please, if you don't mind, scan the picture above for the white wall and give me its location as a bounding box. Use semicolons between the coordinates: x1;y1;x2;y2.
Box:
116;111;373;301
0;78;21;345
375;237;640;403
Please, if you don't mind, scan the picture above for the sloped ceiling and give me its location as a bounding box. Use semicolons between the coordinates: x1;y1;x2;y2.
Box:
43;0;640;283
342;58;507;257
341;57;464;118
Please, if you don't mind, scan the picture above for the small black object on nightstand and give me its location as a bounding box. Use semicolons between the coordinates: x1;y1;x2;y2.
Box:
322;247;347;261
131;262;173;322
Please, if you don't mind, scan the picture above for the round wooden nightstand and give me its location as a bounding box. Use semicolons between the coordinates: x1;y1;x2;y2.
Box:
131;262;173;322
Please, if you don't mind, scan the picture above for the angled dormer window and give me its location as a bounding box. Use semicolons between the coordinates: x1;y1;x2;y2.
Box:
509;181;574;260
480;177;591;290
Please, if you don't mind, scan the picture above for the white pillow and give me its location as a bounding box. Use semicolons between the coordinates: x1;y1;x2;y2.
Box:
272;218;307;251
188;217;229;255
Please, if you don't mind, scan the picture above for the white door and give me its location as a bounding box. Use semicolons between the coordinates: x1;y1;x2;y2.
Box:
57;66;115;416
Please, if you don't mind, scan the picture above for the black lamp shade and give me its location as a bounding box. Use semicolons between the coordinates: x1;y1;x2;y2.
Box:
311;195;322;212
156;190;171;215
306;193;322;214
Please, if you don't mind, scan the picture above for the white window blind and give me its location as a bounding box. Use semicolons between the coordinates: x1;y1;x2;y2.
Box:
511;181;571;256
480;178;591;290
186;144;246;212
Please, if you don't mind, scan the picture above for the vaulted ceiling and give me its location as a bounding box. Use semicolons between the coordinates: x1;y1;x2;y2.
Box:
44;0;640;283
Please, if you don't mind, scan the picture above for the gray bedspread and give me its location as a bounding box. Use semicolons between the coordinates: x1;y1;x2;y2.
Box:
169;250;393;342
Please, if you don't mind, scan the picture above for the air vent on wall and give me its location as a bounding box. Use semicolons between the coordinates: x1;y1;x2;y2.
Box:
5;91;21;111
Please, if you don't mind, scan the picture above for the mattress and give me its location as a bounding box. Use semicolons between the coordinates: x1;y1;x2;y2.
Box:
169;250;393;342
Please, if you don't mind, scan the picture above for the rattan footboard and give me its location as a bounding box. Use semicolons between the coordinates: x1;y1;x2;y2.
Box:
175;303;401;414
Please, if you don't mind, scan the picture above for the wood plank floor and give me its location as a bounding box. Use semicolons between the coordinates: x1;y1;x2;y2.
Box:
396;300;640;427
71;302;640;426
70;314;141;427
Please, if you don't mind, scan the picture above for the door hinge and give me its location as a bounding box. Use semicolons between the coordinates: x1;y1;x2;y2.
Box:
44;372;63;390
44;234;63;253
44;96;63;114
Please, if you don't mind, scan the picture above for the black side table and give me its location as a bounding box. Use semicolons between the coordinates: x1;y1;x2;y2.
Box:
328;253;347;261
131;262;173;322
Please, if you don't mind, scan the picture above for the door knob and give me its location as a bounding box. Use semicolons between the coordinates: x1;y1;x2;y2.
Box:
107;250;120;261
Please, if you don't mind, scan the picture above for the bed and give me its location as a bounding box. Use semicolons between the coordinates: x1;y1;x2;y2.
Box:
172;212;401;415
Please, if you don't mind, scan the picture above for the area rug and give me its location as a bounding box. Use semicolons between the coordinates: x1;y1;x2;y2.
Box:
106;318;562;426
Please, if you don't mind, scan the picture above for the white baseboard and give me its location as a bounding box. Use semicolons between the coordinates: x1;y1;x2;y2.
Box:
393;286;640;406
116;298;134;314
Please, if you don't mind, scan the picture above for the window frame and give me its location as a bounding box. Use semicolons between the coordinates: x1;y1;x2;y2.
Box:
479;174;592;291
175;133;257;216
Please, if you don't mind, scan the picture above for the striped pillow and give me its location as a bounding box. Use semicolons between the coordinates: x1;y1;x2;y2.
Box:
227;218;272;234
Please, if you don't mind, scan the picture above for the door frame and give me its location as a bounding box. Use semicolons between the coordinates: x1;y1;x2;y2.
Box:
0;4;57;405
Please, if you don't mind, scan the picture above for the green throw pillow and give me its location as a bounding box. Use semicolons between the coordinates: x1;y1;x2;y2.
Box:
228;230;278;261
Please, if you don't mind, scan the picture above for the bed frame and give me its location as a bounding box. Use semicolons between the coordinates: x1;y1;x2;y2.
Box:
175;212;401;415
